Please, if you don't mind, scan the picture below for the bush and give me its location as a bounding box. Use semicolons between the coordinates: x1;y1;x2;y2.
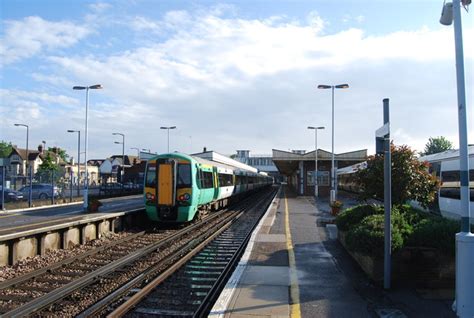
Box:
336;204;383;232
406;217;460;256
345;209;412;258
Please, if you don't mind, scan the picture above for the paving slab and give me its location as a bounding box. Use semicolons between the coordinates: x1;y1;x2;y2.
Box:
224;284;290;318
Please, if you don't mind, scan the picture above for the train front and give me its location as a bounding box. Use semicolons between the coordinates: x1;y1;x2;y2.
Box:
144;153;196;222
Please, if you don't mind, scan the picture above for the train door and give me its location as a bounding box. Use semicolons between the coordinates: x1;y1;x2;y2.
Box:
157;159;177;207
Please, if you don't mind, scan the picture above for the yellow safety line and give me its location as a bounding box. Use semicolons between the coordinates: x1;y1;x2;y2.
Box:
285;190;302;318
0;213;19;219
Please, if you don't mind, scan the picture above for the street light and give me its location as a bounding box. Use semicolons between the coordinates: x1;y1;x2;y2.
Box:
73;84;102;211
14;123;29;182
308;126;325;198
113;132;125;183
67;130;81;196
130;147;140;159
160;126;176;153
317;83;349;203
440;1;473;316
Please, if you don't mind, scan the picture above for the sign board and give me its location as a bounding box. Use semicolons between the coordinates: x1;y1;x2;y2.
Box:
376;122;390;138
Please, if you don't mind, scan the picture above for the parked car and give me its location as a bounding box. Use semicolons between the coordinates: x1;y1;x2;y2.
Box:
19;184;60;199
2;188;24;202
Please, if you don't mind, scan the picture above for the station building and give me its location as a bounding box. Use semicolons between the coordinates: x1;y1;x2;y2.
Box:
272;148;367;196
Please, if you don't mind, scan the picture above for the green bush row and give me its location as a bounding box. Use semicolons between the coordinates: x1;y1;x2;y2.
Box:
336;204;466;257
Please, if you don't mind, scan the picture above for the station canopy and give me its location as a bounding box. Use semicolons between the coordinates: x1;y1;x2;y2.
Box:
272;149;367;175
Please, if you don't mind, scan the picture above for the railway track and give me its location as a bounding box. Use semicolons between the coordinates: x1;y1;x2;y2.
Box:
0;188;276;317
105;187;277;317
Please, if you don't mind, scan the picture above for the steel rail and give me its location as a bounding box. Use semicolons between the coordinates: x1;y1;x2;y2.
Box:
107;188;277;317
96;209;243;317
0;230;146;291
194;188;277;317
1;210;229;318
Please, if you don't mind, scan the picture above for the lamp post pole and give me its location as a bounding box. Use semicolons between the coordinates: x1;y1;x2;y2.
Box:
67;130;81;197
73;84;102;211
308;126;325;198
440;1;473;316
131;147;140;159
160;126;176;153
317;84;349;203
113;133;125;183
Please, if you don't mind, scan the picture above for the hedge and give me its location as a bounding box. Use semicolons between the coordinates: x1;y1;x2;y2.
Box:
337;203;466;257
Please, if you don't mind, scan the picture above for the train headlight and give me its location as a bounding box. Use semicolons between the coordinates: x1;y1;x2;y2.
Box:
146;192;155;201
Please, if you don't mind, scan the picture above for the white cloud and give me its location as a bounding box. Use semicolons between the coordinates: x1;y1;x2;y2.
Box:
1;16;91;65
4;9;473;157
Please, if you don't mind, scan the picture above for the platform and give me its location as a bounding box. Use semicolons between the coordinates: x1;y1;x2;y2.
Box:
210;186;456;317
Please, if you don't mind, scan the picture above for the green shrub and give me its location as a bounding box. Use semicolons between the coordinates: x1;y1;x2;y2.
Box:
406;217;459;256
336;204;383;232
345;210;412;257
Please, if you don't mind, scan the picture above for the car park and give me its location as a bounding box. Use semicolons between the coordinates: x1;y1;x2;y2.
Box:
2;188;24;202
19;184;60;199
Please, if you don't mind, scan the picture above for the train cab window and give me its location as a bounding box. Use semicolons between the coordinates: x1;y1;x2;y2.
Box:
200;171;214;189
145;165;156;187
218;173;233;187
177;164;191;188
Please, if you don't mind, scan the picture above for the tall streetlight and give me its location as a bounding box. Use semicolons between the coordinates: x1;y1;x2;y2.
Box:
308;126;325;198
73;84;102;211
67;130;81;196
160;126;176;153
14;124;29;185
113;132;125;183
440;1;473;316
317;83;349;203
130;147;140;159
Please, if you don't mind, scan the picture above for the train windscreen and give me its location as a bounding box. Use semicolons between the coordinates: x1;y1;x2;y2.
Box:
145;164;156;187
177;164;191;188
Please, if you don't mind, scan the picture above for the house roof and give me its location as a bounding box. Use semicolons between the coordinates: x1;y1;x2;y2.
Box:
10;147;41;161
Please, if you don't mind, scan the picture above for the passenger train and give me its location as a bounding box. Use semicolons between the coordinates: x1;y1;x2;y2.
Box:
144;152;273;222
337;147;474;222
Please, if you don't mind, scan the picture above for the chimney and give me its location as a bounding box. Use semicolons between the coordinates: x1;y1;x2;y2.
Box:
38;144;43;153
203;147;207;152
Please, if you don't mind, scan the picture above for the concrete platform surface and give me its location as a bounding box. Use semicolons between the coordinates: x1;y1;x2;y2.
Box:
210;186;456;318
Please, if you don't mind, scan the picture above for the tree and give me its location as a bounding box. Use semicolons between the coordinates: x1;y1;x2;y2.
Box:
422;136;453;156
356;143;439;208
0;141;13;158
47;147;69;162
36;152;64;183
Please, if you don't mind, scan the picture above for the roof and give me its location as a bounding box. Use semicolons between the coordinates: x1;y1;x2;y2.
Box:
419;146;474;163
193;151;259;173
10;147;41;161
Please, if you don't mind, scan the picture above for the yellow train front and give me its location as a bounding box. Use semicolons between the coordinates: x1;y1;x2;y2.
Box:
144;153;273;222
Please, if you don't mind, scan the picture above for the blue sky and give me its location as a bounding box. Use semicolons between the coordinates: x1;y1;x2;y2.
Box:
1;0;473;160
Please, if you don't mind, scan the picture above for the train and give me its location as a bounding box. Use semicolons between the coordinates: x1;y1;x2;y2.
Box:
336;147;474;223
143;152;273;222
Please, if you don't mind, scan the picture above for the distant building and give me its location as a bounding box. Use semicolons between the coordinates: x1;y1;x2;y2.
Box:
234;150;280;180
272;148;367;196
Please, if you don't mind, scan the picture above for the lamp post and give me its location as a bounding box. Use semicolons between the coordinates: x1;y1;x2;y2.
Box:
113;133;125;183
160;126;176;153
317;83;349;203
440;1;473;316
307;126;325;198
73;84;102;211
14;123;29;185
67;130;81;197
131;147;140;159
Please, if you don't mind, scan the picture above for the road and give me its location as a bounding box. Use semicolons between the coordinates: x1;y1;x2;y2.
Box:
0;195;144;236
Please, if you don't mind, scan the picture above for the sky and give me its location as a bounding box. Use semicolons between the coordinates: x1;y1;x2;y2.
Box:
1;0;473;161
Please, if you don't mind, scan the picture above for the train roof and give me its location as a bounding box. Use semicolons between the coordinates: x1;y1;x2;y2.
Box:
419;146;474;163
336;161;367;175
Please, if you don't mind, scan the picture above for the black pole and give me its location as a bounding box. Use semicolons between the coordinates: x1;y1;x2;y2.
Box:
1;166;5;210
70;168;73;202
51;170;55;205
28;166;32;207
383;98;392;289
